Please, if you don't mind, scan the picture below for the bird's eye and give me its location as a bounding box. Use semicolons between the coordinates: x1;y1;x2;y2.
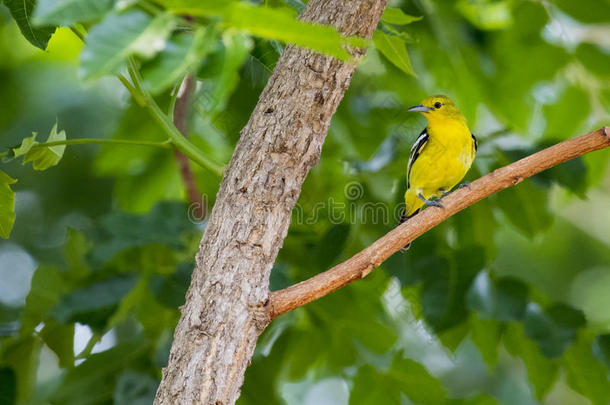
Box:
434;102;442;109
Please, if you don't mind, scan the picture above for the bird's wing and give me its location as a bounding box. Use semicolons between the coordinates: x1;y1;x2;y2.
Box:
471;133;478;151
407;128;429;188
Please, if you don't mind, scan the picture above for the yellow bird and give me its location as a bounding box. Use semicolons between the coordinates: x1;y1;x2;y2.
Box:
399;95;477;246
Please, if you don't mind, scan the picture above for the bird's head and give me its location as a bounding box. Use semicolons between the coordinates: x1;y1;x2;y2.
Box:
408;95;464;123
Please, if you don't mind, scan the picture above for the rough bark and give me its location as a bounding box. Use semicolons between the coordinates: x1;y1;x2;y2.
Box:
268;127;610;318
154;1;389;404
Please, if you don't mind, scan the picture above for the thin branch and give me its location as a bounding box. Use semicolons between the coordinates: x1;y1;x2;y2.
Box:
32;138;173;149
127;57;225;176
267;127;610;319
1;138;172;159
173;75;207;219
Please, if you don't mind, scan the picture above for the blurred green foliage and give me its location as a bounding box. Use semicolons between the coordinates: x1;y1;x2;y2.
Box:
0;0;609;404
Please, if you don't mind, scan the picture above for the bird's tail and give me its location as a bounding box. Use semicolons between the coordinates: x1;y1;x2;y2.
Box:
397;189;426;252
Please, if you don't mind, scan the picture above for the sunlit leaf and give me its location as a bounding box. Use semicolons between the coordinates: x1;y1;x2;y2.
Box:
0;170;17;239
381;8;422;25
373;30;416;77
161;1;366;60
22;122;66;170
456;0;513;30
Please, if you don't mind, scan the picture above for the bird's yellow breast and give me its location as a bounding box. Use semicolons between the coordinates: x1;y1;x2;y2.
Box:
408;118;475;196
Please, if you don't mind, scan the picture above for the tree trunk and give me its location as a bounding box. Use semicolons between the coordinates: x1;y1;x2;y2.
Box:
154;1;388;403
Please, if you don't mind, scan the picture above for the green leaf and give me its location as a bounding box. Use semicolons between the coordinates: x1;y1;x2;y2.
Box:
11;134;38;158
593;334;610;372
20;265;65;334
470;314;501;371
22;122;66;170
51;276;137;330
0;336;42;403
523;303;586;358
197;30;252;113
421;246;485;333
88;202;195;266
0;170;17;239
504;323;559;401
373;30;416;77
142;27;217;94
149;262;192;308
344;320;396;354
466;272;529;321
64;228;91;281
80;11;176;80
448;394;500;405
33;0;115;26
563;334;610;405
2;0;56;49
50;341;147;405
92;106;184;212
495;179;553;238
349;365;399;405
113;370;158;405
576;43;610;78
543;85;590;138
381;8;422;25
315;223;350;269
40;320;75;368
0;367;16;405
550;0;610;23
391;355;447;404
456;0;513;30
164;1;366;60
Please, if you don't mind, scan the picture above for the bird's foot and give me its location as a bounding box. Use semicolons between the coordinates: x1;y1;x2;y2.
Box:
400;243;411;253
458;181;471;189
418;192;444;208
440;188;450;198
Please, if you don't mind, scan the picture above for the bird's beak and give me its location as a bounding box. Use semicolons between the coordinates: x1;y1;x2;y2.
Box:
408;105;433;112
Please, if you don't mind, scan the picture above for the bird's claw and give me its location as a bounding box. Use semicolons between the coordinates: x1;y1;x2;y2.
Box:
426;199;444;208
417;192;444;208
458;182;471;189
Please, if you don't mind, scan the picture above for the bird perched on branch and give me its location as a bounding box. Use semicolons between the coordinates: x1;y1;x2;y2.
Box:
399;95;477;249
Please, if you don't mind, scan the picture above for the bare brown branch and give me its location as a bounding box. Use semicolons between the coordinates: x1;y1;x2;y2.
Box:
268;127;610;319
173;75;207;219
